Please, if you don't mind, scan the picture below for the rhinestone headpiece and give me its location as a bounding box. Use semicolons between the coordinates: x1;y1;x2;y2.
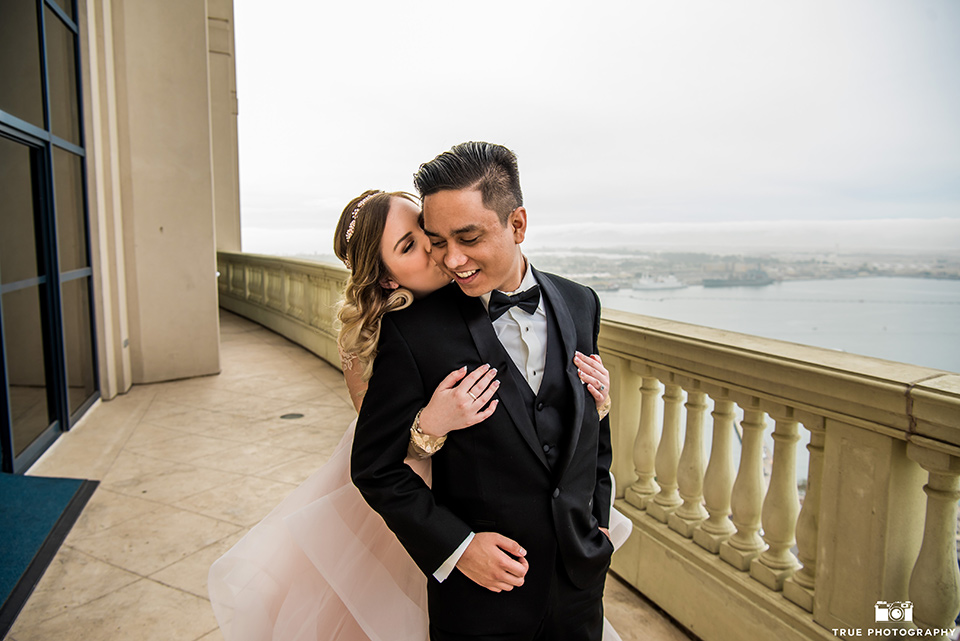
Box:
344;192;380;244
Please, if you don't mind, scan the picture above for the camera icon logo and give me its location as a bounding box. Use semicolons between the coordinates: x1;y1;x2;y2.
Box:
875;600;914;622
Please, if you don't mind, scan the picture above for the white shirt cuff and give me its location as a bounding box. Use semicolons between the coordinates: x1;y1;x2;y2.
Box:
433;532;475;582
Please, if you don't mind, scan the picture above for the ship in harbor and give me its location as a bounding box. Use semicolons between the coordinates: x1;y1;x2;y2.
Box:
702;269;774;288
633;274;687;291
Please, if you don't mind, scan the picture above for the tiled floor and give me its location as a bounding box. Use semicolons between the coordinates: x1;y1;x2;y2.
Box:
10;310;691;641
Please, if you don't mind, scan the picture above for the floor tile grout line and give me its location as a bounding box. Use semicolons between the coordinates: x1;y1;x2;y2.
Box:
17;546;147;627
66;490;252;543
26;572;217;630
69;521;248;585
104;444;323;484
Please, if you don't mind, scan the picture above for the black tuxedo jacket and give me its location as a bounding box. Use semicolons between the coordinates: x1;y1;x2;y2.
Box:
351;269;613;635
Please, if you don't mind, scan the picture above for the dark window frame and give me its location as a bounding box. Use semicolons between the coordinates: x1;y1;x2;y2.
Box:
0;0;99;473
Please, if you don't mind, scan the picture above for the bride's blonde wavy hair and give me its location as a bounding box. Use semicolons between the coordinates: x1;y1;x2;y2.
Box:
333;190;417;381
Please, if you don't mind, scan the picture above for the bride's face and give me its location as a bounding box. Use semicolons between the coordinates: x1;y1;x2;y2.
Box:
379;197;451;298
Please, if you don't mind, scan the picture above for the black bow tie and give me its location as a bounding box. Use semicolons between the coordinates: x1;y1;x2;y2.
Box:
487;285;541;321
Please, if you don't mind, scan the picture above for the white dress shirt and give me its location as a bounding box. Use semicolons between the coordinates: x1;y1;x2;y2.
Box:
434;259;548;582
480;263;547;394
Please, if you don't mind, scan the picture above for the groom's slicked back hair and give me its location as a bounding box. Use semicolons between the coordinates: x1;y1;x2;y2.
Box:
413;141;523;225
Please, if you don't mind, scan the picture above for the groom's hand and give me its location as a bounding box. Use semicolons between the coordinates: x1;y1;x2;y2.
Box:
456;532;528;592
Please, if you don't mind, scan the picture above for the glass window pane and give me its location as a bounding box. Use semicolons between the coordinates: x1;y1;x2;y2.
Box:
53;147;87;271
61;278;96;415
2;285;54;456
0;136;42;285
51;0;75;20
0;0;44;127
45;7;80;144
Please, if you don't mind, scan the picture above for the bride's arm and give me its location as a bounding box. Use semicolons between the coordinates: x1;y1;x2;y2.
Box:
408;365;500;459
341;354;367;414
342;357;497;459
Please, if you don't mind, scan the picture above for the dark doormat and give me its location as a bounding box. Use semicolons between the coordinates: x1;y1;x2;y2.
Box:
0;473;98;637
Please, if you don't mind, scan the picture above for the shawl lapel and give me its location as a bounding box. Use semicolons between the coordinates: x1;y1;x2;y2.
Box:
534;269;586;481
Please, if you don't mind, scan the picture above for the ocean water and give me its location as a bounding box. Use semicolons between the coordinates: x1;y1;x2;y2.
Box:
598;277;960;373
597;277;960;485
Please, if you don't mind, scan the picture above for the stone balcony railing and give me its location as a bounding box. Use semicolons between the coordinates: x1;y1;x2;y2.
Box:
217;250;960;641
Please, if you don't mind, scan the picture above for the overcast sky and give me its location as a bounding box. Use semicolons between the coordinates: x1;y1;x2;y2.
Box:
233;0;960;255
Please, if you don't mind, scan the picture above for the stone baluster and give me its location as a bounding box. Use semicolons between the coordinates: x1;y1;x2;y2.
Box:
608;357;642;499
314;274;329;330
292;274;301;320
248;265;262;304
625;376;662;510
648;383;685;522
306;275;319;329
257;266;266;304
720;404;768;571
784;419;825;612
751;411;801;590
907;444;960;639
694;396;737;553
269;269;283;310
669;387;709;537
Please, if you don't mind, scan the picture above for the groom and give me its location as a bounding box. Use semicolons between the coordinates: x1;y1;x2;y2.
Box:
351;142;613;640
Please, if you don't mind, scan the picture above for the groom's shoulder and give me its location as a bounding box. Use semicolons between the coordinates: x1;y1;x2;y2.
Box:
386;282;463;329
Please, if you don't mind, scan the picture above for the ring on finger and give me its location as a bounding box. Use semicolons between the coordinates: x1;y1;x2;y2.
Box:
599;384;605;391
468;390;478;401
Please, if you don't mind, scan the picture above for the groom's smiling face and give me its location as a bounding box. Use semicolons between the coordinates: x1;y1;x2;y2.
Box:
422;188;526;297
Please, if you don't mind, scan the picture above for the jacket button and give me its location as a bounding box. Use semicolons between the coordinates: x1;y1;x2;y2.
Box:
536;402;544;411
542;444;551;453
552;488;560;499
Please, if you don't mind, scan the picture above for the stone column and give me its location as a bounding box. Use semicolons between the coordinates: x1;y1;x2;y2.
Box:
720;404;768;571
626;377;662;510
648;383;684;522
784;419;825;612
694;396;737;553
907;444;960;639
669;388;709;537
751;411;801;590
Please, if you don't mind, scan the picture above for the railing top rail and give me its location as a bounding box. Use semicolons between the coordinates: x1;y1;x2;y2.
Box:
600;307;959;453
218;250;348;278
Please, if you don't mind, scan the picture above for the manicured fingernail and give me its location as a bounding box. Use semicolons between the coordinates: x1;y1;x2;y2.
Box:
491;368;497;374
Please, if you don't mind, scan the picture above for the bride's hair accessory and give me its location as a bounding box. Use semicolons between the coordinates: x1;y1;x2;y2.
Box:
344;192;380;244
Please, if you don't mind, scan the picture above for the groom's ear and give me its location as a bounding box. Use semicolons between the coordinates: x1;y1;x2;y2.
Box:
509;207;527;244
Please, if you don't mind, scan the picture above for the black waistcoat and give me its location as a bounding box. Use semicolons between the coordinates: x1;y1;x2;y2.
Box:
505;299;575;471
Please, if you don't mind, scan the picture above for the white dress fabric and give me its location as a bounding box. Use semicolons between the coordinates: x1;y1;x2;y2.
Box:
208;420;632;641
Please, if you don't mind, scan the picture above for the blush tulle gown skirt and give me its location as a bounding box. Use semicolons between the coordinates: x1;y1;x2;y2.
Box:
208;421;632;641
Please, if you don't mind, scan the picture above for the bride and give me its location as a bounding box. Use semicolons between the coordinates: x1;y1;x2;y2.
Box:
208;190;629;640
